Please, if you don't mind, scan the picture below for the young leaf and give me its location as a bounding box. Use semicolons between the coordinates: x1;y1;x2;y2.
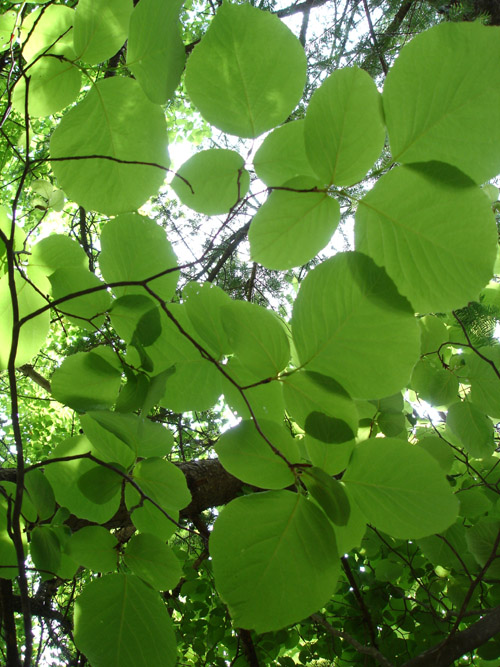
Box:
74;574;178;667
50;77;169;215
292;251;420;399
185;2;306;137
210;491;339;633
304;67;385;186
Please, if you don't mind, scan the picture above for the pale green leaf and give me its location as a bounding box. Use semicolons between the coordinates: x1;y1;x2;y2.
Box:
30;526;61;578
215;419;299;489
253;120;317;186
24;469;55;521
211;491;339;633
383;21;500;184
100;213;178;301
304;67;385;186
446;401;494;459
49;267;110;331
302;467;350;526
12;57;81;117
74;574;177;667
184;2;306;137
161;358;223;413
410;359;459;408
183;281;232;358
292;251;420;398
466;347;500;419
133;457;191;513
249;178;340;270
343;438;459;539
416;436;455;473
355;164;497;313
305;436;355;476
50;77;169;215
20;5;75;63
74;0;133;66
171;149;249;215
126;486;178;541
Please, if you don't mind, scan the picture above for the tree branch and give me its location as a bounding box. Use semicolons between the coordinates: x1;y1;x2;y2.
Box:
276;0;330;18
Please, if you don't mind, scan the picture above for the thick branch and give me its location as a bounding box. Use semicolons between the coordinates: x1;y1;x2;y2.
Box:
276;0;330;18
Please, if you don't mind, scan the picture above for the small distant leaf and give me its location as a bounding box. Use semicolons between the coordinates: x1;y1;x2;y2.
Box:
172;149;249;215
211;491;339;633
185;3;306;137
124;533;182;590
74;574;177;667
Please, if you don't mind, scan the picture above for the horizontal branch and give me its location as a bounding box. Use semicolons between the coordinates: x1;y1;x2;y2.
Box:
276;0;330;18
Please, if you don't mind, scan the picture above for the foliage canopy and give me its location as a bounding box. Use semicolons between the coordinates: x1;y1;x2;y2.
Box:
0;0;500;666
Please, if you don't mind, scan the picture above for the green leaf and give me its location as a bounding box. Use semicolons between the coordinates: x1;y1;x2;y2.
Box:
253;120;317;186
383;21;500;184
355;164;497;313
161;359;223;413
465;521;500;578
302;467;350;526
28;234;88;292
67;526;118;572
74;574;177;667
343;438;459;539
50;77;169;215
24;469;55;521
416;436;455;473
171;149;249;215
100;213;178;302
248;178;340;270
282;371;358;444
417;522;472;572
124;533;182;590
410;359;458;408
183;281;232;358
215;419;299;489
44;436;123;523
20;5;76;63
184;2;306;137
222;359;285;423
133;457;191;513
51;350;122;412
0;273;50;370
127;0;184;104
465;347;500;419
211;491;339;633
222;300;290;379
30;526;61;578
292;251;420;399
304;67;385;186
12;57;81;118
334;486;367;555
49;267;110;331
458;488;492;519
80;411;138;468
126;488;178;542
74;0;133;66
109;295;158;343
77;464;123;505
305;436;355;476
419;315;449;355
446;401;494;459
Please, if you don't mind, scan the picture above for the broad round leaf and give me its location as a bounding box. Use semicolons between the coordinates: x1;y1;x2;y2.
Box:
74;574;177;667
67;526;118;572
211;491;339;633
12;57;81;118
215;419;299;489
466;347;500;419
20;5;75;63
355;164;497;313
127;0;185;104
124;533;182;590
410;359;459;408
383;21;500;184
50;267;110;331
99;213;178;302
0;273;50;370
304;67;385;186
183;281;232;358
133;457;191;513
171;149;249;215
343;438;459;539
51;350;122;412
253;120;317;186
292;251;420;399
74;0;133;66
249;179;340;270
50;77;169;215
161;358;223;413
184;3;306;137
